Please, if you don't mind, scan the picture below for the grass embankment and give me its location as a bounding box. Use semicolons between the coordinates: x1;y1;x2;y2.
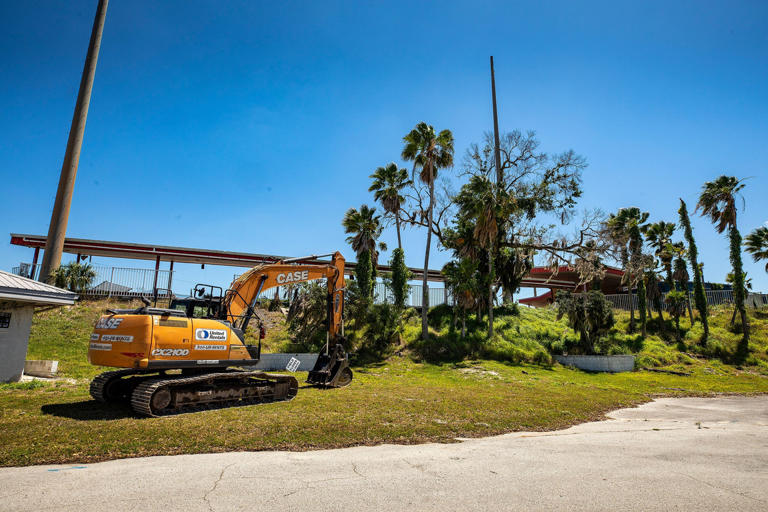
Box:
0;299;766;467
406;303;768;373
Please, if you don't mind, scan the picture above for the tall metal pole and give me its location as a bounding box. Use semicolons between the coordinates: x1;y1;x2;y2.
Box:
488;56;503;337
39;0;109;283
490;56;502;185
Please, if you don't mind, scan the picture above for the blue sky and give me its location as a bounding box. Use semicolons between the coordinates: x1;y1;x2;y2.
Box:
1;0;767;295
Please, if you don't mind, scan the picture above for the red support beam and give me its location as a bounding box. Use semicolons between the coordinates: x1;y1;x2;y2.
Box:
152;255;160;300
31;248;40;280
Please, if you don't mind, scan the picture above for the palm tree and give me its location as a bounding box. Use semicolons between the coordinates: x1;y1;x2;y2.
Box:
665;290;688;344
402;122;455;340
643;221;676;287
726;271;753;326
697;175;750;360
342;204;384;299
442;259;478;338
670;242;694;320
644;269;665;332
68;262;97;293
369;163;411;250
745;226;768;273
50;261;96;293
679;199;708;343
342;204;383;256
606;207;649;335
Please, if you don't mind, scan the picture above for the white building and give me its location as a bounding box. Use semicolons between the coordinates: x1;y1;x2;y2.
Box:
0;271;76;382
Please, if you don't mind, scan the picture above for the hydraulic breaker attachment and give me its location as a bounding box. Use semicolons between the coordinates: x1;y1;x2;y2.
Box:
306;343;353;387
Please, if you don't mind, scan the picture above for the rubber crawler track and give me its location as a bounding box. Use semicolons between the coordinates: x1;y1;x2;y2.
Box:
130;371;298;417
90;369;140;403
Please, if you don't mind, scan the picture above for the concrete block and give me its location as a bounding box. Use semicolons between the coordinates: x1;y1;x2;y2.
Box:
24;360;59;378
252;353;319;372
554;354;635;373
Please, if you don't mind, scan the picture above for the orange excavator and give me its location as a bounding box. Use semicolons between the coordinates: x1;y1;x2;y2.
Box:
88;252;351;416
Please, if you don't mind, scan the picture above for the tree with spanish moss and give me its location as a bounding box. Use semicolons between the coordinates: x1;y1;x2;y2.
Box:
678;199;708;343
697;175;749;361
606;207;650;336
448;131;586;337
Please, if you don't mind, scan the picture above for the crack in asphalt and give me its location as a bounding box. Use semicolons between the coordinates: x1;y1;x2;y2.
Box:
516;426;696;438
675;472;768;504
351;462;366;478
203;463;235;512
402;458;445;480
266;463;367;503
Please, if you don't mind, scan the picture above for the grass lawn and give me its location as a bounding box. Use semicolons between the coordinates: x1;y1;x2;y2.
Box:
1;299;766;467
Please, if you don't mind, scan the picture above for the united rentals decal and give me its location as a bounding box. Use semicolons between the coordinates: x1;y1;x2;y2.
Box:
195;328;227;341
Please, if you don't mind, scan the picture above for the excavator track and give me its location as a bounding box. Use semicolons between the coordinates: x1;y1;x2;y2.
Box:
90;368;142;403
130;371;298;417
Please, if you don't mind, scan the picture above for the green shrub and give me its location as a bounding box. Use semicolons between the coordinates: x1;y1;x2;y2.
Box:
389;248;410;309
495;303;520;317
556;291;615;354
286;282;328;351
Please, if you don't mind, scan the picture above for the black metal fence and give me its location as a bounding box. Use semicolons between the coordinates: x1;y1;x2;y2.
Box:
604;290;768;311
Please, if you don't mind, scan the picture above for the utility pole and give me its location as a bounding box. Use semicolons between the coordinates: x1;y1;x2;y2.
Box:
490;56;503;185
488;56;503;337
39;0;108;283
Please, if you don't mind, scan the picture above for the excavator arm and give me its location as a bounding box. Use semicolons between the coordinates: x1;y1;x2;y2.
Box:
223;251;345;334
221;251;351;387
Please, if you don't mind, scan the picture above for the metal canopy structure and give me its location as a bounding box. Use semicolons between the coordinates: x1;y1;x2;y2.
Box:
10;233;445;282
518;267;625;307
9;234;624;294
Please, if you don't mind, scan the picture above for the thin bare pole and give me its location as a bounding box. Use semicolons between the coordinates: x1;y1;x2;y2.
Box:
39;0;109;283
490;56;503;185
488;56;503;337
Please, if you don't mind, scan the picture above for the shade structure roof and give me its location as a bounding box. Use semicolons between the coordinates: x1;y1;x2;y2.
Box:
0;270;77;306
519;266;625;293
10;233;444;282
9;234;624;289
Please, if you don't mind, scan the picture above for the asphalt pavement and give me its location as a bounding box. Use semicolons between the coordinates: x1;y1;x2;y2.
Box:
1;395;766;511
